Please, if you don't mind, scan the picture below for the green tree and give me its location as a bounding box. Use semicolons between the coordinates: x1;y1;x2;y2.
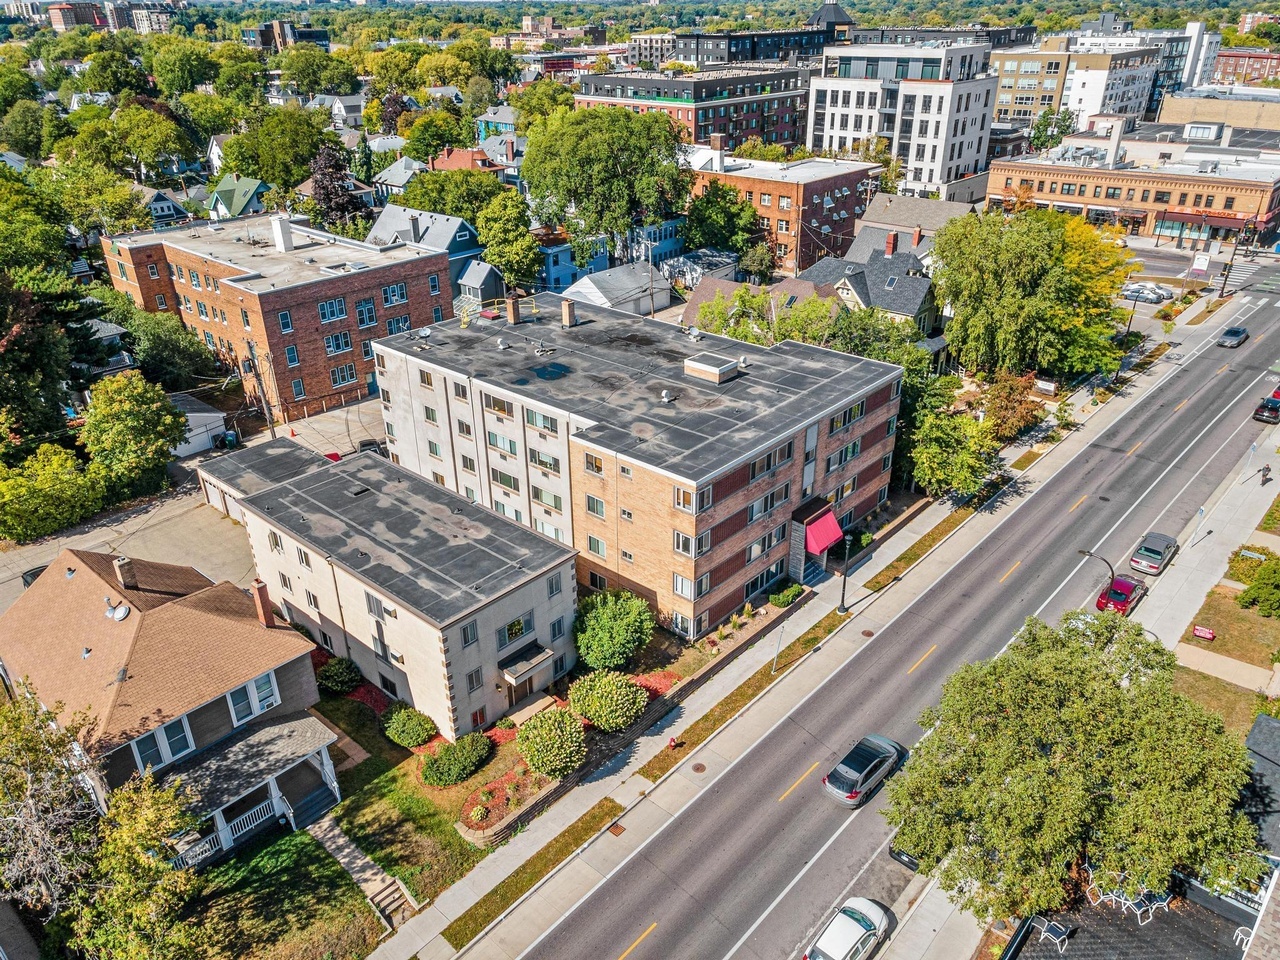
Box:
573;590;656;670
732;136;790;162
1;98;43;157
414;51;471;88
221;105;334;188
681;178;760;255
214;60;266;104
849;136;903;194
81;51;148;96
114;104;193;181
591;53;613;74
92;285;214;391
56;117;128;173
886;612;1264;921
40;104;71;158
151;38;217;96
404;109;469;168
14;267;104;394
71;774;199;960
461;75;495;118
277;43;358;97
508;77;574;134
0;274;71;460
400;167;503;225
568;670;648;732
176;91;240;142
739;241;775;284
351;133;373;185
79;371;186;498
911;403;999;497
30;159;151;236
0;685;99;914
0;442;105;541
516;707;587;779
1029;108;1077;151
524;106;690;259
476;190;540;290
0;65;37;117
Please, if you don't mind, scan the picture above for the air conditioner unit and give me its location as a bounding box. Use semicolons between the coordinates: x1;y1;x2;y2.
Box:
384;607;398;619
389;649;405;664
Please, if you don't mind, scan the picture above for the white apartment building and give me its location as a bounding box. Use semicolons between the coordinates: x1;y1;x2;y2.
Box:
240;453;579;740
807;42;998;200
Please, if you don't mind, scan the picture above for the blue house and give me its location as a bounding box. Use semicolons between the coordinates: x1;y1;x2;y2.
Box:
533;227;609;293
476;105;517;142
629;218;686;268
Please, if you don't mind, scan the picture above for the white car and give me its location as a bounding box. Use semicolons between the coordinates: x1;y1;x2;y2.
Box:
802;898;890;960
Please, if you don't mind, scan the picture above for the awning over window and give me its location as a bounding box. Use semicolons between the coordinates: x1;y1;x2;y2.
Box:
804;509;844;555
1157;210;1252;229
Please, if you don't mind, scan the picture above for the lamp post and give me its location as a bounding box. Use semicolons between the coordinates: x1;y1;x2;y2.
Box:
837;532;855;614
1077;549;1115;584
1178;212;1209;300
1220;214;1260;299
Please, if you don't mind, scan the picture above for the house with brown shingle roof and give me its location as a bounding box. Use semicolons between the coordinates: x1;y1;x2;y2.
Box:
0;549;339;869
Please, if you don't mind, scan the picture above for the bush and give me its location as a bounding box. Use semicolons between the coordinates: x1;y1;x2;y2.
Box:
574;590;656;670
422;732;492;787
769;583;804;608
516;708;587;779
1239;559;1280;618
1228;545;1278;585
495;717;516;730
316;657;362;696
383;706;438;748
469;805;487;824
0;444;105;542
568;671;648;732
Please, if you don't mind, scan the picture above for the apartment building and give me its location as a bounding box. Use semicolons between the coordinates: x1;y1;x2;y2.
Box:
1160;85;1280;132
241;20;330;54
1239;12;1280;34
101;215;454;421
807;42;998;200
841;24;1035;48
575;65;808;150
103;0;174;32
627;32;676;66
686;143;879;274
240;454;579;739
663;27;831;67
1214;49;1280;84
48;1;102;31
372;293;902;638
990;39;1160;125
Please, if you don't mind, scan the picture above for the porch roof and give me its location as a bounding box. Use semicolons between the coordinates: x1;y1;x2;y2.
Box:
162;711;335;813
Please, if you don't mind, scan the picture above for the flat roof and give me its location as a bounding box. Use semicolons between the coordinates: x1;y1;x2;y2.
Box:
599;64;804;82
197;437;330;498
239;453;576;627
1070;122;1280;151
685;145;880;185
997;149;1280;183
112;215;441;295
377;292;900;482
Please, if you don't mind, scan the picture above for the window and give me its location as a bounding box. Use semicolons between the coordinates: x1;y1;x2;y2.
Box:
498;611;533;650
548;572;562;598
526;409;558;433
268;530;283;553
746;523;787;562
116;261;128;280
887;416;898;436
433;306;443;324
488;431;518;455
695;531;711;556
324;331;352;355
462;620;479;647
621;550;634;562
695;573;711;599
826;439;861;473
457;419;473;438
484;394;515;417
362;339;374;360
747;482;790;522
381;282;407;306
535;518;564;541
551;617;565;641
279;344;298;367
674;531;694;556
531;449;561;473
882;452;893;473
471;707;487;729
387;316;410;334
330;363;357;387
674;573;693;599
586;495;605;518
292;379;305;400
147;263;159;279
829;400;866;433
1154;191;1171;204
419;370;433;387
132;717;193;771
155;294;167;309
749;441;794;480
297;546;311;569
744;559;786;599
318;298;347;322
197;301;208;319
588;535;606;558
490;467;520;492
189;270;201;290
428;274;440;295
620;507;633;521
890;380;902;400
279;571;293;593
584;453;603;475
589;571;608;590
532;486;562;511
467;667;484;693
674;487;694;512
454;383;468;400
379;674;398;697
203;331;214;349
365;591;385;621
306;589;319;611
227;672;278;725
461;454;476;473
428;440;441;458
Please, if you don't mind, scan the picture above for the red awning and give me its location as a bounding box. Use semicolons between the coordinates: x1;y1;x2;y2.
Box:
804;509;844;555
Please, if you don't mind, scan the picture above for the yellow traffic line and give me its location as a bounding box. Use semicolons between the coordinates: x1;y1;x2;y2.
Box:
778;761;821;803
618;923;657;960
1069;495;1088;512
1126;441;1142;457
1217;363;1230;374
1174;397;1190;412
998;560;1021;584
907;644;939;675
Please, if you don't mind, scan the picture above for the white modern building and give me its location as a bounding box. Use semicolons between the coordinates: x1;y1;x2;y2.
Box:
806;42;998;200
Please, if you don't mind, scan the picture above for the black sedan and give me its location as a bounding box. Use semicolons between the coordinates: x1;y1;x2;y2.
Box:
1256;398;1280;424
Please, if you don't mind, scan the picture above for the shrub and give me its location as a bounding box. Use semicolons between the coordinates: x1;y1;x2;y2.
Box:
742;602;755;619
383;707;438;748
468;805;487;824
0;444;105;542
516;708;587;779
1055;399;1076;431
290;622;314;641
495;717;516;730
769;583;804;608
1240;559;1280;618
422;732;492;787
574;590;656;670
982;372;1045;442
316;657;362;696
1228;545;1278;586
568;671;648;732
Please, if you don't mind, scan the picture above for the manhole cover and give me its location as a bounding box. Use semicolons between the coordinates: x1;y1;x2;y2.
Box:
608;824;626;836
691;762;706;773
1099;496;1111;502
862;629;875;637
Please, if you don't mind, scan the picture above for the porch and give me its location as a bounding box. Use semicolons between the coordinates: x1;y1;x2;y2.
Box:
166;711;340;870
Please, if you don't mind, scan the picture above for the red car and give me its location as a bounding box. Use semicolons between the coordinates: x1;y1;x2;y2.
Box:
1271;387;1280;401
1096;575;1146;616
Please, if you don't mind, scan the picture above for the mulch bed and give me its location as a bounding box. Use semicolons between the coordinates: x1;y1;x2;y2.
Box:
459;763;551;831
633;670;681;699
309;646;393;715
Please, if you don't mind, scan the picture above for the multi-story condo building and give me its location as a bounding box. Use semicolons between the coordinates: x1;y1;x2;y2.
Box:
990;38;1158;125
101;214;455;421
373;293;902;638
103;0;174;32
48;0;101;31
241;453;579;738
807;42;998;201
575;65;808;151
664;27;831;67
840;24;1036;48
1214;49;1280;84
987;119;1280;244
242;20;330;54
686;143;879;273
627;32;677;66
1059;24;1219;118
1160;85;1280;132
1239;12;1280;34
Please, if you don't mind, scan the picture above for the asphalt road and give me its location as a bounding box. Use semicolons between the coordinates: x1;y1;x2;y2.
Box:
520;270;1280;960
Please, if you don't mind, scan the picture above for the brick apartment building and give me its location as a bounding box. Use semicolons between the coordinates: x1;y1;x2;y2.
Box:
1214;48;1280;84
102;215;454;420
575;65;809;150
373;293;902;639
49;1;103;31
685;142;880;274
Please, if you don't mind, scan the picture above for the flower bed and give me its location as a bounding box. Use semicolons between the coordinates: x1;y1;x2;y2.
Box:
459;762;551;831
633;670;681;699
310;646;393;715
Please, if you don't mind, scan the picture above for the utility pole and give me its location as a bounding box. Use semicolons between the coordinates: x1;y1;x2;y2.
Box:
1221;213;1260;299
246;341;278;439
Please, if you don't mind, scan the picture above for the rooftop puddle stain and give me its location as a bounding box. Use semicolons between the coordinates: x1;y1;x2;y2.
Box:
530;362;571;382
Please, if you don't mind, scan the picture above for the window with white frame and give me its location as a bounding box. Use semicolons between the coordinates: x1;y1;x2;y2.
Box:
674;573;693;599
467;667;484;693
306;589;320;611
588;535;606;558
131;717;193;772
147;263;159;279
826;440;861;474
828;400;866;434
461;620;478;647
156;294;167;309
586;494;605;518
279;310;293;333
292;379;305;400
297;547;311;569
279;572;292;592
268;530;283;553
530;449;560;473
387;315;410;334
428;274;440;295
330;363;357;387
548;572;562;598
227;672;279;725
366;591;385;621
324;331;353;355
285;345;299;367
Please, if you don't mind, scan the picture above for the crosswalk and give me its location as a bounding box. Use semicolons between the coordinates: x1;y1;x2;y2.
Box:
1225;259;1267;288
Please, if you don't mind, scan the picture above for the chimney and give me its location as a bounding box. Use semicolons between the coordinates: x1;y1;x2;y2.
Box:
1221;124;1233;148
884;231;898;257
270;214;294;253
1106;120;1124;167
408;213;420;243
506;295;521;324
708;133;726;173
232;171;240;183
251;579;275;629
113;556;137;590
912;225;923;248
505;137;515;163
561;299;576;327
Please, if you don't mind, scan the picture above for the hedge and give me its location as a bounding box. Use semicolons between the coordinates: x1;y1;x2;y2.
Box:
516;708;586;779
422;732;492;787
316;657;362;696
383;706;438;748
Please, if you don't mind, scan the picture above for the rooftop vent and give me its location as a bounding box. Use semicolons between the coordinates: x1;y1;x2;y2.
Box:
497;338;509;350
660;389;675;403
685;353;741;384
348;486;371;498
81;647;91;660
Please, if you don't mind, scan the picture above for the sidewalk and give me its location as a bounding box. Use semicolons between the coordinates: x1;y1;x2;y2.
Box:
880;878;984;960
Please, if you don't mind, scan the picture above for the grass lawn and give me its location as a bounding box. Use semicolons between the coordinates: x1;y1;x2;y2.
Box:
1172;666;1258;741
195;827;381;960
1261;491;1280;533
1179;586;1280;669
441;798;624;950
1010;449;1043;471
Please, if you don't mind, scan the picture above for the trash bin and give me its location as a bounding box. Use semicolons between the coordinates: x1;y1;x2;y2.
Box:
222;431;238;449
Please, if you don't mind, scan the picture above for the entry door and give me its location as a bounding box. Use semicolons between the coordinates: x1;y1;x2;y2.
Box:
508;677;533;706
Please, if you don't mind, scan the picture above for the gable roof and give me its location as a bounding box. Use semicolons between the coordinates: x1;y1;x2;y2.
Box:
365;204;478;251
564;262;666;308
295;175;373;199
800;250;933;319
211;173;268;217
478;104;516;127
846;224;934;263
807;0;854;27
0;549;311;753
680;276;837;326
373;156;427;188
458;259;503;289
859;193;978;235
480;133;526;168
368;134;406;154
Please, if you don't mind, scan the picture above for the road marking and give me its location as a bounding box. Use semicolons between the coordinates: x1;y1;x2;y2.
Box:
1174;397;1190;412
785;832;898;960
1218;363;1230;374
907;644;938;675
998;560;1021;583
1069;495;1088;512
617;924;656;960
1258;335;1266;344
1126;441;1142;456
778;762;821;803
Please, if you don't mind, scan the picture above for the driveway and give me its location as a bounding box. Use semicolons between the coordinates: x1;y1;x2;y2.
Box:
282;396;386;458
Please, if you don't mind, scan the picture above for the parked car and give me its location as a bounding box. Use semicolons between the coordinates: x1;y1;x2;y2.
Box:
802;898;889;960
1095;575;1147;616
1121;287;1162;304
1256;399;1280;424
1270;387;1280;401
357;439;388;457
1135;281;1173;299
21;565;47;589
1219;327;1249;348
1130;532;1179;574
822;735;907;808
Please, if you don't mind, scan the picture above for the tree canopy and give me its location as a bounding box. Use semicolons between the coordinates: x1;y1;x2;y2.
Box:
221;105;335;188
681;178;760;255
476;190;540;290
1030;108;1077;151
400;167;503;226
509;77;574;133
886;612;1264;921
79;371;186;499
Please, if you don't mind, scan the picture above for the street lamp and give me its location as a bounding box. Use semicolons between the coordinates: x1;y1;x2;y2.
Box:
1220;214;1261;299
1178;212;1210;300
837;532;855;614
1077;549;1116;584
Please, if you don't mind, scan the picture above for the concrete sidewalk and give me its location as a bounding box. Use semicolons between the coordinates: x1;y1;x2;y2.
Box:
879;878;984;960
